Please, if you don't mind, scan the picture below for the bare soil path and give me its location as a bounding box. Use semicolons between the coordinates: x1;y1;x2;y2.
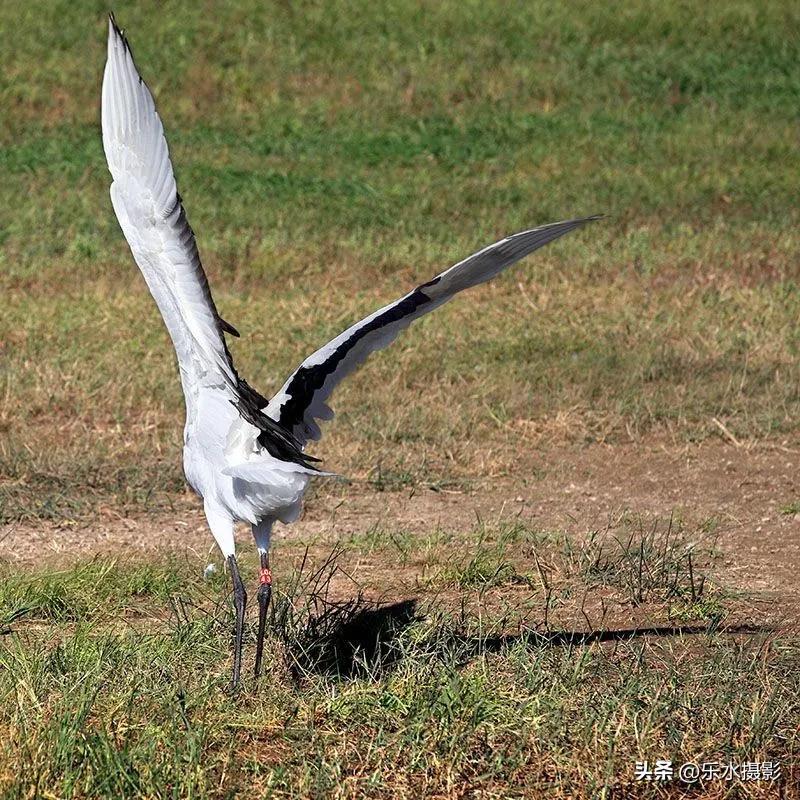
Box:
3;438;799;625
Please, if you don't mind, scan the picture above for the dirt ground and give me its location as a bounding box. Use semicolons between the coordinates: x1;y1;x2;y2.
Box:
3;438;799;632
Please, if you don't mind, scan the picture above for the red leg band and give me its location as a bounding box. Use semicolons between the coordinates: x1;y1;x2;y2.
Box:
259;567;272;586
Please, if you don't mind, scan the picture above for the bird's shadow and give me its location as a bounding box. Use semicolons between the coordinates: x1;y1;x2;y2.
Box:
274;596;774;682
275;597;418;680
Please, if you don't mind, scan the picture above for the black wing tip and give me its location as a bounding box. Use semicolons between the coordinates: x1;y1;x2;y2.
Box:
108;11;122;38
219;317;241;338
107;11;133;56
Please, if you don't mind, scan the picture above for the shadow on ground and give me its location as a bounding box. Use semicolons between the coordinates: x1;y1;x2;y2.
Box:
275;596;775;681
275;598;419;680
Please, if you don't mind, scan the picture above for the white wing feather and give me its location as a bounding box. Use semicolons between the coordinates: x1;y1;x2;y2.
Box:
101;18;234;394
267;216;599;444
101;15;598;462
102;18;318;475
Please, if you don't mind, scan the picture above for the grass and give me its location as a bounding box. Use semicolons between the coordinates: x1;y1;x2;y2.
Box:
0;528;796;798
2;0;800;520
2;1;799;795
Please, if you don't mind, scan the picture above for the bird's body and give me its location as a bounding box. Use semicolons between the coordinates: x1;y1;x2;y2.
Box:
101;15;597;686
184;391;312;547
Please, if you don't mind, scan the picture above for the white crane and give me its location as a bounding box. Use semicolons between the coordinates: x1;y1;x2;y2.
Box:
101;15;598;687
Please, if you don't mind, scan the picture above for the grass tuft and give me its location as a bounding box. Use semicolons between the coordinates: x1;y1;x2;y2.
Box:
0;553;795;797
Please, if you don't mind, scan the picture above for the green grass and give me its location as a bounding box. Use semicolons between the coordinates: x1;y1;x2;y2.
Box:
0;559;190;622
2;0;800;520
0;542;796;798
2;3;799;794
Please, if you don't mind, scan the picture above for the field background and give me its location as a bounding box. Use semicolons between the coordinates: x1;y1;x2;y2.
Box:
1;0;799;797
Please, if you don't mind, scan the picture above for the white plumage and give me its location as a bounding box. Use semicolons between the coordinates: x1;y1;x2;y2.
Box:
101;16;597;685
102;18;315;562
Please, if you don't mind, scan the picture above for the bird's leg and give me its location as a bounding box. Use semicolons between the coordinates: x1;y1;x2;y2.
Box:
254;551;273;678
227;555;247;690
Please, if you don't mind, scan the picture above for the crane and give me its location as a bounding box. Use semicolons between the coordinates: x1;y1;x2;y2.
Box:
101;15;598;687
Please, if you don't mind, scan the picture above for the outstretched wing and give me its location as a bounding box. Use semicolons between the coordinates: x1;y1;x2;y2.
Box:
102;15;240;384
266;217;598;444
102;16;313;468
